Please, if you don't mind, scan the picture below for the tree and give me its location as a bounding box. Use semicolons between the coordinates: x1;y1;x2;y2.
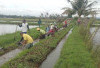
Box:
67;0;97;18
62;7;75;18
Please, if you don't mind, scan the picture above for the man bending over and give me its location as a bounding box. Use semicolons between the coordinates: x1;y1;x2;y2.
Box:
20;32;34;49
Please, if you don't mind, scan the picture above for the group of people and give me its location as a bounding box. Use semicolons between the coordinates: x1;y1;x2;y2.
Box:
63;18;81;27
18;19;33;49
18;19;58;49
46;23;58;36
37;22;58;39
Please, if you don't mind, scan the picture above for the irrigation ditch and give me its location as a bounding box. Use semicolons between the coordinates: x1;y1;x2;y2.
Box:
0;23;73;68
40;28;73;68
0;40;39;67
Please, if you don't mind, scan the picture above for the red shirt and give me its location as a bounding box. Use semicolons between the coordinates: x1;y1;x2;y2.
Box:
65;20;67;24
78;19;80;22
48;29;54;33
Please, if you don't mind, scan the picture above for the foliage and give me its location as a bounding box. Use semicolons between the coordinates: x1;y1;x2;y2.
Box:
1;24;73;68
54;26;97;68
0;18;56;24
78;18;95;50
67;0;97;17
62;7;75;18
0;26;45;56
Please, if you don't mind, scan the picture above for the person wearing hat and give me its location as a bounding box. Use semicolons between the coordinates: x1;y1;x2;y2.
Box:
19;32;33;49
37;28;46;39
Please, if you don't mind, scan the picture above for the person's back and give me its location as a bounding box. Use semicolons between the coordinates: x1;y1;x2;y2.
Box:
40;29;46;34
46;26;50;33
37;28;46;39
19;33;34;49
23;34;33;44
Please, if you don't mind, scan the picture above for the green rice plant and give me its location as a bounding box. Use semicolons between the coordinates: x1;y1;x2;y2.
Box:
0;26;45;56
1;24;73;68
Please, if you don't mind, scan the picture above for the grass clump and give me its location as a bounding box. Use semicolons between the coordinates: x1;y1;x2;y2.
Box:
54;26;97;68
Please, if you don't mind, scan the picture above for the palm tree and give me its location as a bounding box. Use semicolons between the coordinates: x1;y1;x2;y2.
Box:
67;0;97;18
62;7;75;18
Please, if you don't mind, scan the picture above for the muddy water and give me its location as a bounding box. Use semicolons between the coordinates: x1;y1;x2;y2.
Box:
0;49;22;66
90;27;100;45
40;28;73;68
0;24;38;35
0;39;39;67
90;27;100;49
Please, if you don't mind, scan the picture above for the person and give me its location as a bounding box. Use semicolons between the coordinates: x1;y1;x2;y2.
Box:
46;25;50;33
50;23;54;30
48;23;55;37
19;19;29;33
38;19;42;27
63;20;67;28
77;18;81;25
65;20;67;27
19;32;34;49
19;19;30;43
37;28;46;39
47;28;55;37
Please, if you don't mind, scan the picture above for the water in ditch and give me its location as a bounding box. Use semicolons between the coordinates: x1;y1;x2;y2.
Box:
90;27;100;49
0;39;39;67
40;28;73;68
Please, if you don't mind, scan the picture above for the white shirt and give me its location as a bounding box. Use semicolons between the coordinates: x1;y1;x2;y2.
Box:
22;23;28;32
50;25;54;30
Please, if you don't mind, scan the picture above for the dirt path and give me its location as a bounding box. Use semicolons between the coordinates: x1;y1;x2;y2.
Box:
40;28;73;68
0;39;39;67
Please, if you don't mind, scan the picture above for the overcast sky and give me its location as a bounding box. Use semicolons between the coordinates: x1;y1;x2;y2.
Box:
0;0;99;17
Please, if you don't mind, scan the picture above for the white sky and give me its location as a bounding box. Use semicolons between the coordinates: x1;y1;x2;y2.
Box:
0;0;99;17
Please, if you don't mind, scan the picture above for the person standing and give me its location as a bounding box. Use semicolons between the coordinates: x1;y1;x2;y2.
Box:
64;20;67;27
19;19;30;43
77;18;81;25
19;19;29;33
38;19;42;27
50;23;54;30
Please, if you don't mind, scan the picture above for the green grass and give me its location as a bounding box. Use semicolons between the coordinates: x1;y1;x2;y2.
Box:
1;24;73;68
0;26;45;56
0;18;56;21
0;18;56;24
95;20;100;24
54;26;97;68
